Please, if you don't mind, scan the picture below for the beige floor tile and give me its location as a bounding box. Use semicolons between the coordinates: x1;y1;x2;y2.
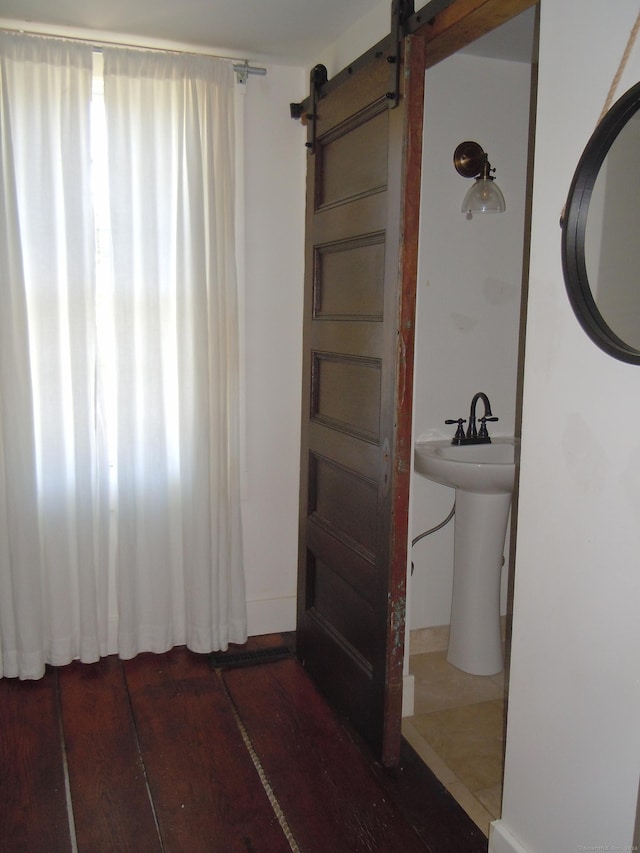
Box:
401;719;458;786
490;669;506;694
475;783;503;819
407;648;507;833
411;700;505;792
410;650;504;714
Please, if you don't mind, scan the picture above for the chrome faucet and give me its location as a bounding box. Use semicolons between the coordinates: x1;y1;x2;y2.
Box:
445;392;499;445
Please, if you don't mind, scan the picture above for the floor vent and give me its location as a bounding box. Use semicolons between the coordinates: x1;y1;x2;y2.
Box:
210;645;294;670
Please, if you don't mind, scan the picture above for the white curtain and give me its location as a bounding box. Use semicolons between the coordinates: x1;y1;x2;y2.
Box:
0;33;246;679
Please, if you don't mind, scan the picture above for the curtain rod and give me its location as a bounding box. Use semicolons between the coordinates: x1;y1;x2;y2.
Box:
0;25;268;82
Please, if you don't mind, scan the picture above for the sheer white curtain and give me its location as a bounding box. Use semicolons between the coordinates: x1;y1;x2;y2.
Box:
102;47;246;658
0;34;102;680
0;33;246;680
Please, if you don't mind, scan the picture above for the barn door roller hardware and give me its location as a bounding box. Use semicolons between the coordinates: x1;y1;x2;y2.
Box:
290;64;328;154
386;0;415;106
289;0;422;142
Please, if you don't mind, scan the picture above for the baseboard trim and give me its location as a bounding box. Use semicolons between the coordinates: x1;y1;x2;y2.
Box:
409;616;508;656
246;595;296;637
402;673;415;718
489;820;530;853
409;625;450;655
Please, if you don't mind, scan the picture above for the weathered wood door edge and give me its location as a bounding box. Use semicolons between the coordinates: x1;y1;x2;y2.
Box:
380;32;426;767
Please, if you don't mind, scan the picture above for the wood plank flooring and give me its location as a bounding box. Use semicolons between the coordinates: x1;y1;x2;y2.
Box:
0;636;487;852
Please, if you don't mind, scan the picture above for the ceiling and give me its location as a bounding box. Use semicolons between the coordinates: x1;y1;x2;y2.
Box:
0;0;381;63
463;6;535;64
0;0;536;65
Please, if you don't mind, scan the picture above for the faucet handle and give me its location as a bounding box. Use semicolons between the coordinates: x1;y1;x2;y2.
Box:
478;415;498;439
445;418;466;443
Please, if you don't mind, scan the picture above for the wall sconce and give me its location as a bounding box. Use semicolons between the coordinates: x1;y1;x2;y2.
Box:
453;141;506;214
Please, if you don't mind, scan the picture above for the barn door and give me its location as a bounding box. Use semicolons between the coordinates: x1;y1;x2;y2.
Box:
296;33;425;767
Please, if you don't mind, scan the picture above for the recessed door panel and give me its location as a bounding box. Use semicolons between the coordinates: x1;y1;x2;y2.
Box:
311;353;381;442
314;234;385;320
309;556;376;664
309;453;377;558
317;107;388;209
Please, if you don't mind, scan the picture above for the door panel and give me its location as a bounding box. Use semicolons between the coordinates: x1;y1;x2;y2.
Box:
312;354;381;441
314;233;386;319
297;36;425;766
318;108;389;206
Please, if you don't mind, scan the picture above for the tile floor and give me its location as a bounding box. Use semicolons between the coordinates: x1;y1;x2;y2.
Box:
402;649;507;837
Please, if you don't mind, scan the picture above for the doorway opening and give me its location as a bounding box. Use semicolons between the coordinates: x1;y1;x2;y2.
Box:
403;5;539;836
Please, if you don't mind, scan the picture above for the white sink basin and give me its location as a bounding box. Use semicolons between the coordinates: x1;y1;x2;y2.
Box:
414;438;516;494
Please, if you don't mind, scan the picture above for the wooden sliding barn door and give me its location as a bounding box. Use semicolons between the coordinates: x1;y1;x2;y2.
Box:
296;35;425;767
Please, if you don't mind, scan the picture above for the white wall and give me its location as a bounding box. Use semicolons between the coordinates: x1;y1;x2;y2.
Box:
240;65;307;635
311;0;389;78
410;52;531;630
491;2;640;851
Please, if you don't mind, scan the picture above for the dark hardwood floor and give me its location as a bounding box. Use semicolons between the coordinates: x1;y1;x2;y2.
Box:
0;634;487;852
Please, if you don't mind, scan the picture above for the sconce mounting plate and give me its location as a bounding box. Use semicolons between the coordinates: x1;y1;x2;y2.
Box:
453;141;485;179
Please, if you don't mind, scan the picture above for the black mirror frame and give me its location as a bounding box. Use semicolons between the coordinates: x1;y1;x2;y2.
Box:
561;79;640;365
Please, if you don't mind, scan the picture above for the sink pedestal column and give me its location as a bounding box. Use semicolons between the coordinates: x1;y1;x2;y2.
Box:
447;489;512;676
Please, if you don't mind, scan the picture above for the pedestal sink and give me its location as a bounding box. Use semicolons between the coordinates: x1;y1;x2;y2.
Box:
414;438;516;675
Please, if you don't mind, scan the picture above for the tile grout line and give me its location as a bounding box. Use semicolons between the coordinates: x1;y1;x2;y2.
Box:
215;668;301;853
55;670;78;853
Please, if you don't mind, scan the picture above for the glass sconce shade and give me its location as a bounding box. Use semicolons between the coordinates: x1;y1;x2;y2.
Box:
461;177;506;213
454;141;506;214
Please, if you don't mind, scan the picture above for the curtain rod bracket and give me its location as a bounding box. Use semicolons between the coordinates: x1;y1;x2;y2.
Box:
232;61;267;84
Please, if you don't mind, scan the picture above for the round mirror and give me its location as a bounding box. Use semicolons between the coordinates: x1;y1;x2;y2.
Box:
562;80;640;364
